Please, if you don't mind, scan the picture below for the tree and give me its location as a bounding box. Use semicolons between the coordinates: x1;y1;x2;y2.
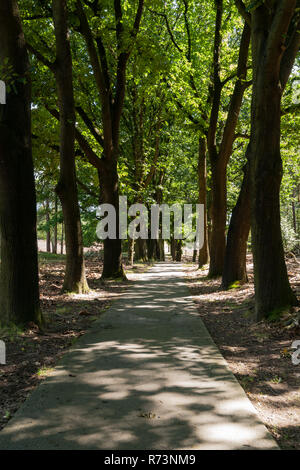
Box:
154;1;251;275
0;0;42;326
198;136;210;266
76;0;144;279
207;1;251;277
236;0;300;319
222;147;251;289
52;0;88;292
23;0;89;293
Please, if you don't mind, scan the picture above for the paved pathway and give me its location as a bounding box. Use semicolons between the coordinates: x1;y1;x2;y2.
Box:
0;263;277;450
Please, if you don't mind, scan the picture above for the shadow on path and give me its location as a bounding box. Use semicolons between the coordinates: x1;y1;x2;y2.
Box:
0;263;277;449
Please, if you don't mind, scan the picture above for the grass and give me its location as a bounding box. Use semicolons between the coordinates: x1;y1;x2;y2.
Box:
37;366;54;377
0;323;24;342
239;375;255;390
38;252;66;263
228;280;241;289
270;375;283;384
55;306;72;315
3;410;11;420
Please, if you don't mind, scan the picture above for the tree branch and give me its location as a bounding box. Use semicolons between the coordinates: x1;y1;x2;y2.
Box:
76;105;104;147
95;35;111;98
280;10;300;90
76;178;99;199
265;0;296;77
144;120;161;188
147;7;183;53
46;105;104;170
207;0;223;155
281;102;300;116
234;132;250;140
76;0;112;151
182;0;191;61
26;42;56;71
23;14;52;20
234;0;251;26
113;0;144;139
219;22;251;165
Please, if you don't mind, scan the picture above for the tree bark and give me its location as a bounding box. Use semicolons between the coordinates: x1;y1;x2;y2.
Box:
46;199;51;253
251;83;297;318
53;0;88;293
152;239;165;261
208;156;227;276
76;0;144;280
99;160;125;279
198;136;209;267
135;238;148;262
292;201;296;233
128;238;134;266
0;0;42;326
207;14;251;277
175;240;183;262
222;155;251;289
250;3;299;320
61;221;64;254
158;239;165;261
170;237;176;261
52;195;58;254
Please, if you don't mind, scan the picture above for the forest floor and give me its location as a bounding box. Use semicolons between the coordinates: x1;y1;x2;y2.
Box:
0;253;148;433
188;254;300;450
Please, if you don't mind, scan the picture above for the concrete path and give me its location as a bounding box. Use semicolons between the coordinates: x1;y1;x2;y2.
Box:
0;263;277;450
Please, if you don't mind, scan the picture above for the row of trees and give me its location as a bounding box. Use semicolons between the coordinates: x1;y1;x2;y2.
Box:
0;0;299;326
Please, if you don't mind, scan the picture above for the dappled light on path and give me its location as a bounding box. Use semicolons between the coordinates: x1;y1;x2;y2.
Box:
0;264;277;450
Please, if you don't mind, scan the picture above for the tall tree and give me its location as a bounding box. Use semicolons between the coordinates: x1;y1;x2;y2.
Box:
25;0;89;293
0;0;42;326
198;136;209;266
207;0;251;277
76;0;144;279
52;0;88;293
156;1;251;274
236;0;300;319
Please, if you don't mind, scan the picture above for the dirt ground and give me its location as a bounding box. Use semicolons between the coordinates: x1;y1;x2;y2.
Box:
187;254;300;450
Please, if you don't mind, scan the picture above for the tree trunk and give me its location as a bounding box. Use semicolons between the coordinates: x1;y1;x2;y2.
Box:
152;239;164;261
250;6;299;320
0;0;42;326
208;156;227;277
147;239;155;261
198;136;209;267
135;238;148;262
159;239;165;261
46;199;51;253
75;0;144;280
175;240;183;262
100;161;125;279
53;0;88;293
52;195;58;254
292;200;297;234
207;20;250;277
61;221;64;254
128;238;134;266
222;157;251;289
170;237;176;261
251;82;297;318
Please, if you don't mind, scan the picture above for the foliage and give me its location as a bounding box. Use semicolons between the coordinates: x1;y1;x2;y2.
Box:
14;0;299;253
